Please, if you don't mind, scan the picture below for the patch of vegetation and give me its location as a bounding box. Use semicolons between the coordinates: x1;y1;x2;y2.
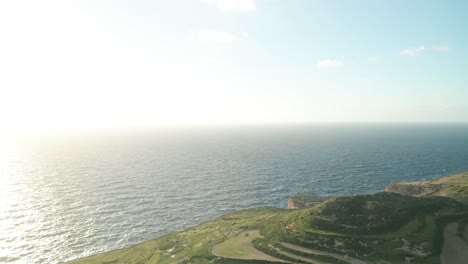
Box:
304;193;463;235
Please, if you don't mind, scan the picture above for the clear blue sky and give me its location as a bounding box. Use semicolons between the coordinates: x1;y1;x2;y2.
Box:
1;0;467;134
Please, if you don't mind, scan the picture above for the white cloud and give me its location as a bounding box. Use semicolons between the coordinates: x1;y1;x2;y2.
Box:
367;57;378;63
198;30;240;45
317;59;344;69
201;0;256;13
432;45;450;52
400;46;425;56
401;45;450;56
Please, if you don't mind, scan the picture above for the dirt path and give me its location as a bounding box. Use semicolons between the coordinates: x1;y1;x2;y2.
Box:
440;223;468;264
280;242;369;264
211;230;289;263
275;248;329;264
464;224;468;241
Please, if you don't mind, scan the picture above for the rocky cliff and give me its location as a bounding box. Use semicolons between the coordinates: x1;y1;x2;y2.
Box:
385;172;468;204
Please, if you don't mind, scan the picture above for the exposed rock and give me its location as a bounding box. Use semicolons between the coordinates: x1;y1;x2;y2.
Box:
288;195;332;209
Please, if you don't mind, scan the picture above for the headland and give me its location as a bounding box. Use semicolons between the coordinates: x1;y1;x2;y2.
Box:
69;172;468;264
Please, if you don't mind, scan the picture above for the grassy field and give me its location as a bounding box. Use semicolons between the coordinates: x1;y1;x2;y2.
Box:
212;230;287;262
69;172;468;264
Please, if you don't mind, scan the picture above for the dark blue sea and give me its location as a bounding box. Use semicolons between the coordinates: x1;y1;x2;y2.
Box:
1;124;468;263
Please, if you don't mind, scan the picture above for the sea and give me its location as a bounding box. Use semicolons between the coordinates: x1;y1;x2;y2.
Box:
1;124;468;263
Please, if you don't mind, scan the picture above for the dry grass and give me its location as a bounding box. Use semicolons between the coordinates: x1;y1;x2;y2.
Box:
212;230;288;263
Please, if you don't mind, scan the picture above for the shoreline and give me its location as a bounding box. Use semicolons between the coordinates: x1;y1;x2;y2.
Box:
68;172;468;263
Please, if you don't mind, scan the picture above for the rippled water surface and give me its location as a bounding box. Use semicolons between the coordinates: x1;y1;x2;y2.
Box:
1;125;468;263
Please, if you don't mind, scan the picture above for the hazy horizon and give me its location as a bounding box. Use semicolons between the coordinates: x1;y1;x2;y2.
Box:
1;0;468;134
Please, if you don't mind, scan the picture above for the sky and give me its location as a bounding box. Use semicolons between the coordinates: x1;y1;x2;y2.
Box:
1;0;468;135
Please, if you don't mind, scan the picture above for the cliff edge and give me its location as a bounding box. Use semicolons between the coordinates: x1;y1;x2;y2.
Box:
287;195;332;209
385;172;468;204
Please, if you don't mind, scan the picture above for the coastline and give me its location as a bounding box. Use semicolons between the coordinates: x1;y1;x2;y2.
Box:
68;172;468;264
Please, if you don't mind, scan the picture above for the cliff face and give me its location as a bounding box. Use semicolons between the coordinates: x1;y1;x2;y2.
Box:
287;195;331;209
384;181;441;196
288;172;468;209
287;198;299;209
